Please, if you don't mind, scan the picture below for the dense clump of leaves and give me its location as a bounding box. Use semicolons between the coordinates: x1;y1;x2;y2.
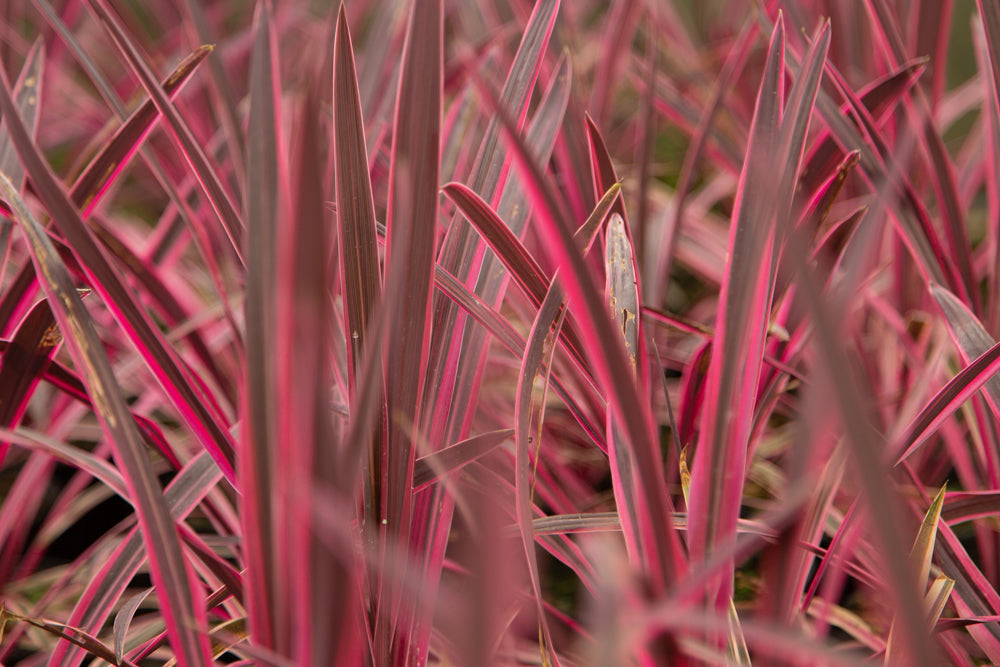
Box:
0;1;996;665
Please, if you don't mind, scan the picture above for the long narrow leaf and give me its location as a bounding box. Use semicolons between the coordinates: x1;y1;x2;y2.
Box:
604;212;648;573
241;0;282;653
0;426;127;499
864;0;978;312
71;45;214;217
0;172;211;664
426;0;561;438
413;429;514;491
333;8;386;598
85;0;245;264
514;281;566;667
0;38;42;202
475;43;688;619
781;222;941;667
0;43;236;483
885;485;947;664
690;21;830;607
378;0;442;660
280;81;352;663
333;4;382;394
688;15;786;592
0;39;43;286
48;452;221;667
437;0;559;269
894;333;1000;464
440;52;573;451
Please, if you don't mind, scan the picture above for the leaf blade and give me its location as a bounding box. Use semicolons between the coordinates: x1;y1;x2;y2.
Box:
377;0;442;660
0;168;211;665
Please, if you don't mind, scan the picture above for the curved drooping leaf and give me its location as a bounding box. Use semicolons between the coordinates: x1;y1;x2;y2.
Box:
443;181;620;392
437;0;560;272
112;588;153;665
1;605;137;667
0;427;127;499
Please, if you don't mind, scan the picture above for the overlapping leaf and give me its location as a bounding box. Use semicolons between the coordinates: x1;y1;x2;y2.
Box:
0;168;210;663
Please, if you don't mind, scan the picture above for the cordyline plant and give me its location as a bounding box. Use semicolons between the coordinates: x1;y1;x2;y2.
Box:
1;0;1000;664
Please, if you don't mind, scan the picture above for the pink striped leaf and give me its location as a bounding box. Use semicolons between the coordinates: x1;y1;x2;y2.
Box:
85;0;245;264
438;52;573;467
863;0;977;311
333;4;382;395
112;588;152;665
894;334;1000;464
433;265;603;445
443;181;605;379
70;45;214;218
241;0;283;653
930;283;1000;411
942;491;1000;524
0;170;210;665
1;606;136;667
0;38;42;205
377;0;442;660
476;50;689;615
413;429;514;491
425;0;561;445
688;14;785;583
279;82;351;663
0;39;236;483
514;280;567;667
799;59;926;197
48;452;220;667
